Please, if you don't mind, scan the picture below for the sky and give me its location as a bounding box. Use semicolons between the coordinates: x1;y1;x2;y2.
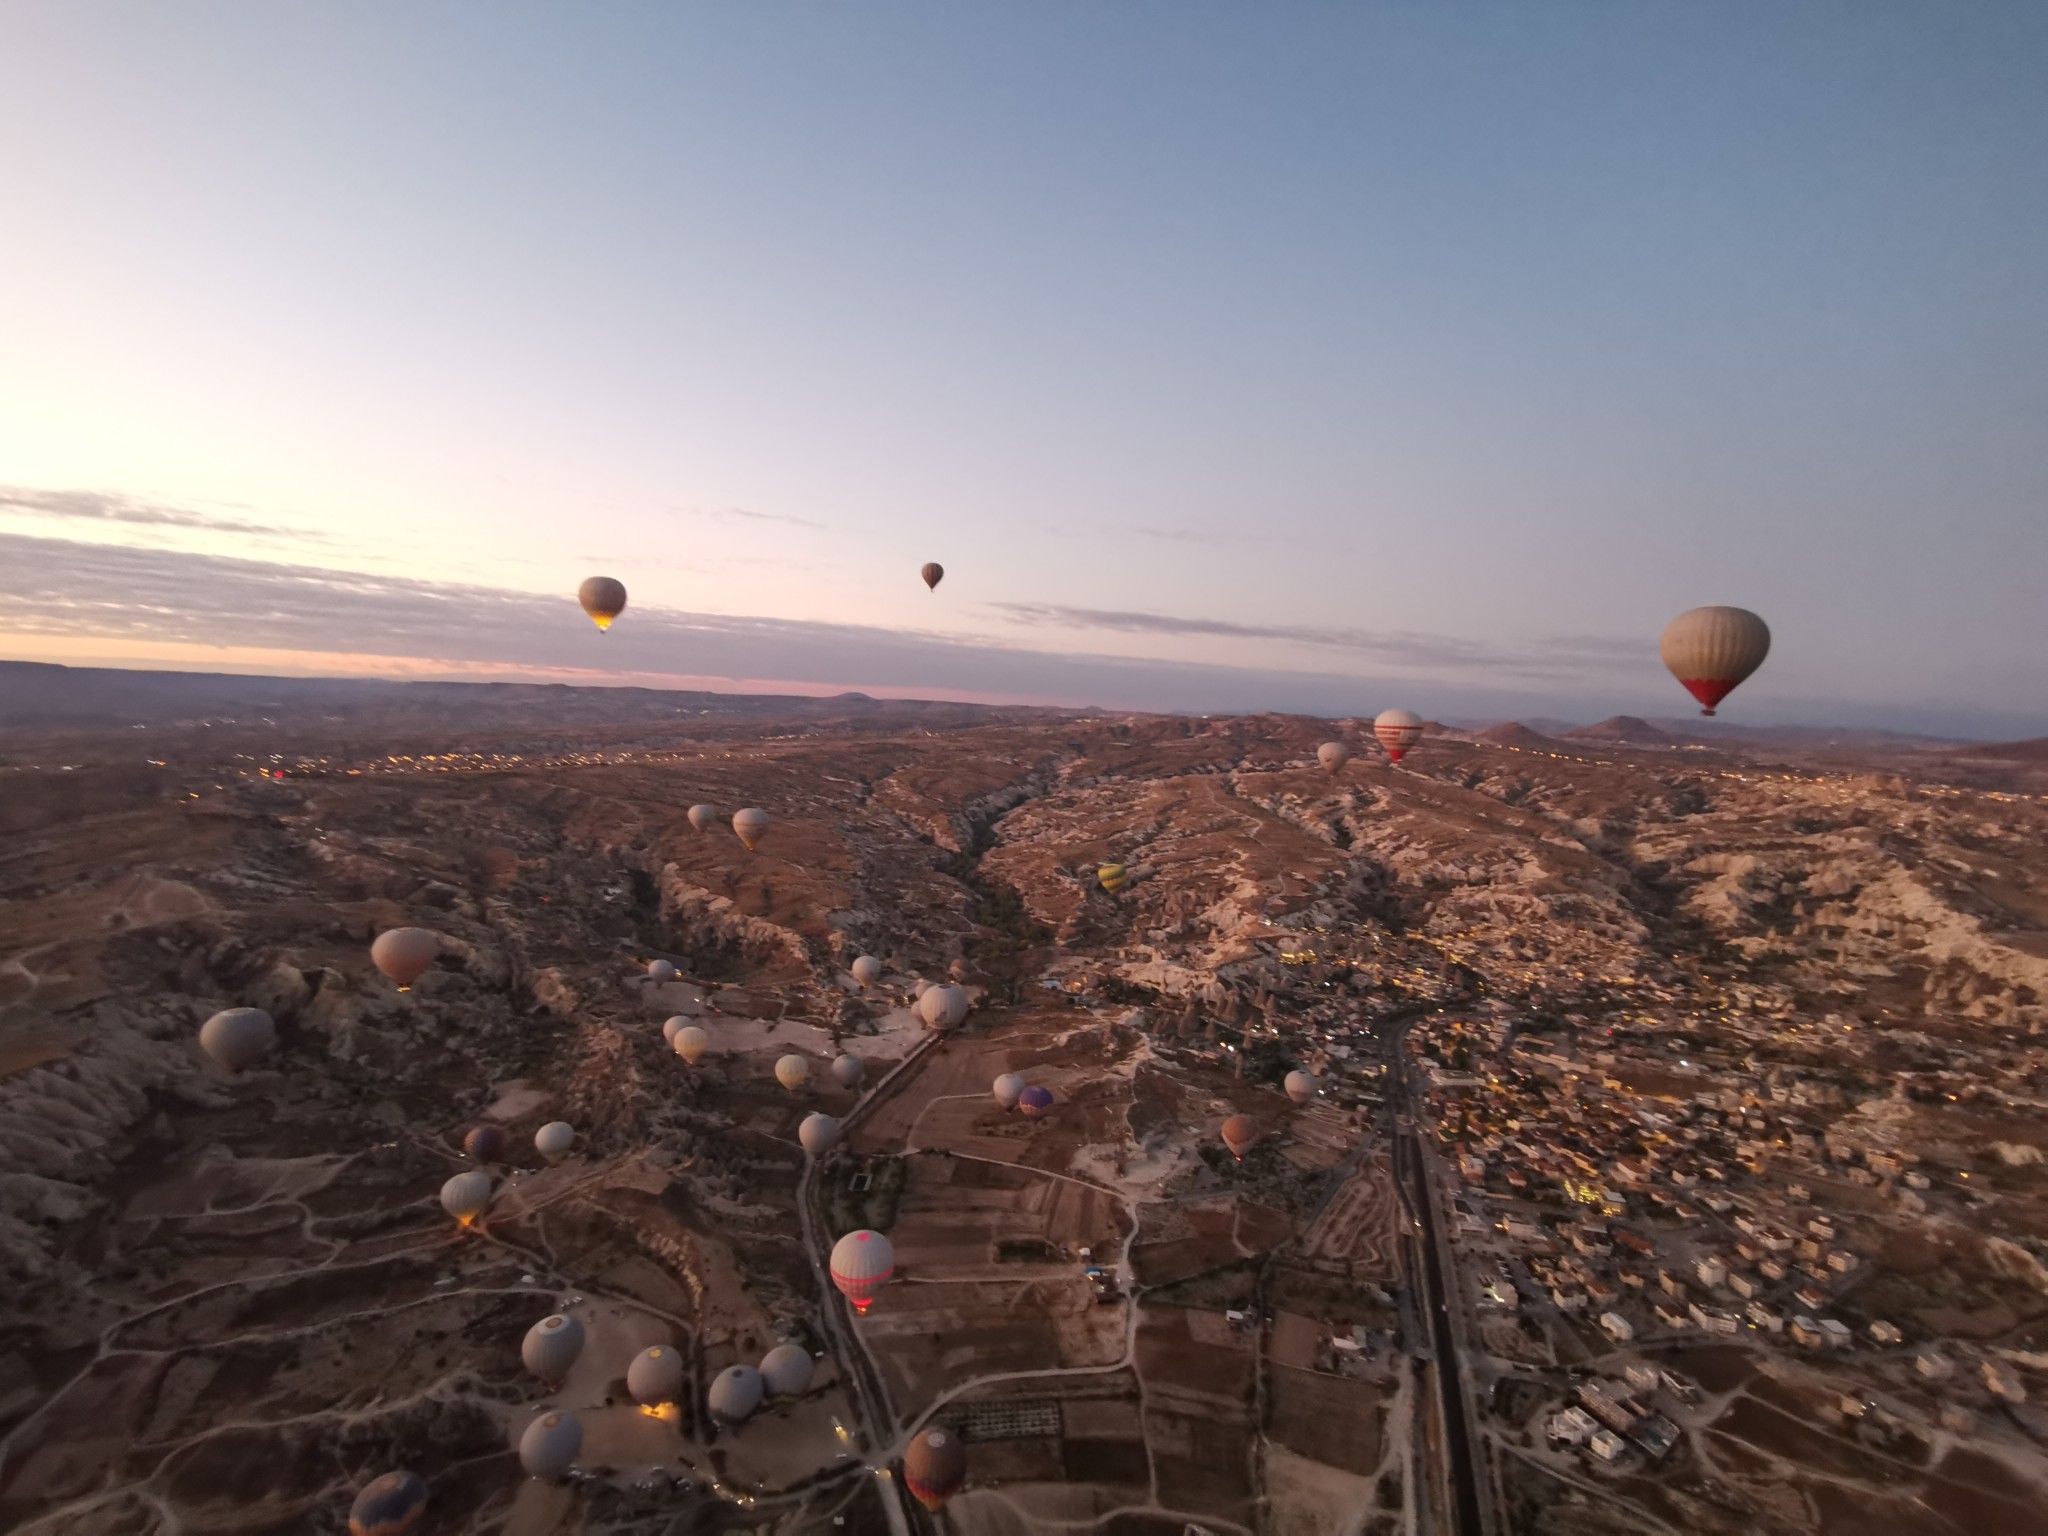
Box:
2;3;2044;737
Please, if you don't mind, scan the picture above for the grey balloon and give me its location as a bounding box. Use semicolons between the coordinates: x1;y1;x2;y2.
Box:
518;1410;583;1480
850;955;883;987
830;1053;865;1089
707;1363;765;1422
687;803;718;833
918;984;969;1031
439;1171;492;1224
198;1007;275;1073
798;1112;840;1157
534;1121;574;1161
628;1344;686;1406
759;1343;814;1398
522;1313;585;1383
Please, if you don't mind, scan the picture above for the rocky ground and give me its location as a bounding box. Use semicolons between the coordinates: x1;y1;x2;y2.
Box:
1;696;2044;1534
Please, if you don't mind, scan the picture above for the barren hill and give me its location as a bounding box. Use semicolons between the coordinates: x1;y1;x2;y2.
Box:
1562;715;1673;745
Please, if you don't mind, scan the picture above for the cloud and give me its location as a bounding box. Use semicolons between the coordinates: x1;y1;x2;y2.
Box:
0;485;313;539
986;602;1642;679
669;502;827;530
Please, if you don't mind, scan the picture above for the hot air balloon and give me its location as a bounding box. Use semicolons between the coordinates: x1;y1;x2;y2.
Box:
522;1313;585;1385
913;977;935;999
707;1364;764;1423
851;955;883;987
733;808;770;851
662;1016;686;1046
918;984;968;1031
519;1411;582;1480
992;1073;1025;1110
921;562;944;591
440;1171;492;1225
798;1112;840;1157
371;928;438;992
1317;742;1351;773
759;1342;814;1398
1017;1085;1055;1120
948;957;973;982
903;1426;968;1512
1097;863;1130;894
348;1470;428;1536
647;959;678;983
534;1121;574;1162
577;576;627;632
1284;1070;1316;1106
628;1345;685;1407
687;803;717;833
1374;710;1423;764
1661;606;1771;716
198;1007;275;1073
463;1125;506;1163
1220;1115;1259;1161
775;1054;811;1091
830;1229;894;1314
831;1053;865;1089
673;1025;709;1065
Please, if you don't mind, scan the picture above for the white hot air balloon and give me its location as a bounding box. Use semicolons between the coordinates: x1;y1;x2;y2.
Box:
798;1112;840;1157
992;1073;1025;1109
440;1171;492;1226
1660;606;1771;716
687;803;717;833
519;1411;583;1480
918;984;969;1031
829;1229;895;1314
662;1016;686;1046
759;1342;814;1398
673;1025;709;1065
1284;1070;1316;1106
850;955;883;988
707;1364;765;1423
198;1007;275;1073
534;1121;575;1161
733;808;770;851
522;1313;585;1384
830;1053;865;1089
1374;709;1424;764
647;959;677;983
775;1053;811;1091
628;1344;686;1407
1317;741;1351;773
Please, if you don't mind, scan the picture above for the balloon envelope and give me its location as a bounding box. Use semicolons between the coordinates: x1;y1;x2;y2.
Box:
198;1007;275;1073
371;928;438;991
687;803;717;833
1284;1070;1316;1106
628;1344;686;1406
463;1125;505;1163
733;808;770;851
1661;606;1770;716
440;1171;492;1223
775;1053;811;1091
830;1229;895;1313
1017;1085;1055;1119
348;1470;428;1536
830;1053;865;1088
992;1072;1025;1109
904;1426;968;1511
673;1025;709;1064
534;1121;574;1160
1373;710;1423;763
851;955;883;987
707;1364;765;1422
920;562;944;590
1220;1115;1259;1160
577;576;627;631
1097;863;1130;894
798;1112;840;1156
759;1342;814;1398
918;984;969;1030
647;959;677;983
1317;742;1351;773
519;1411;582;1480
522;1313;585;1383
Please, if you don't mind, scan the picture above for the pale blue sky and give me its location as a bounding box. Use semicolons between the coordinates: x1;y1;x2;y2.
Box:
2;3;2044;733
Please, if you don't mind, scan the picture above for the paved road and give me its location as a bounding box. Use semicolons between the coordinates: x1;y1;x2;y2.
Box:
1386;1013;1490;1536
